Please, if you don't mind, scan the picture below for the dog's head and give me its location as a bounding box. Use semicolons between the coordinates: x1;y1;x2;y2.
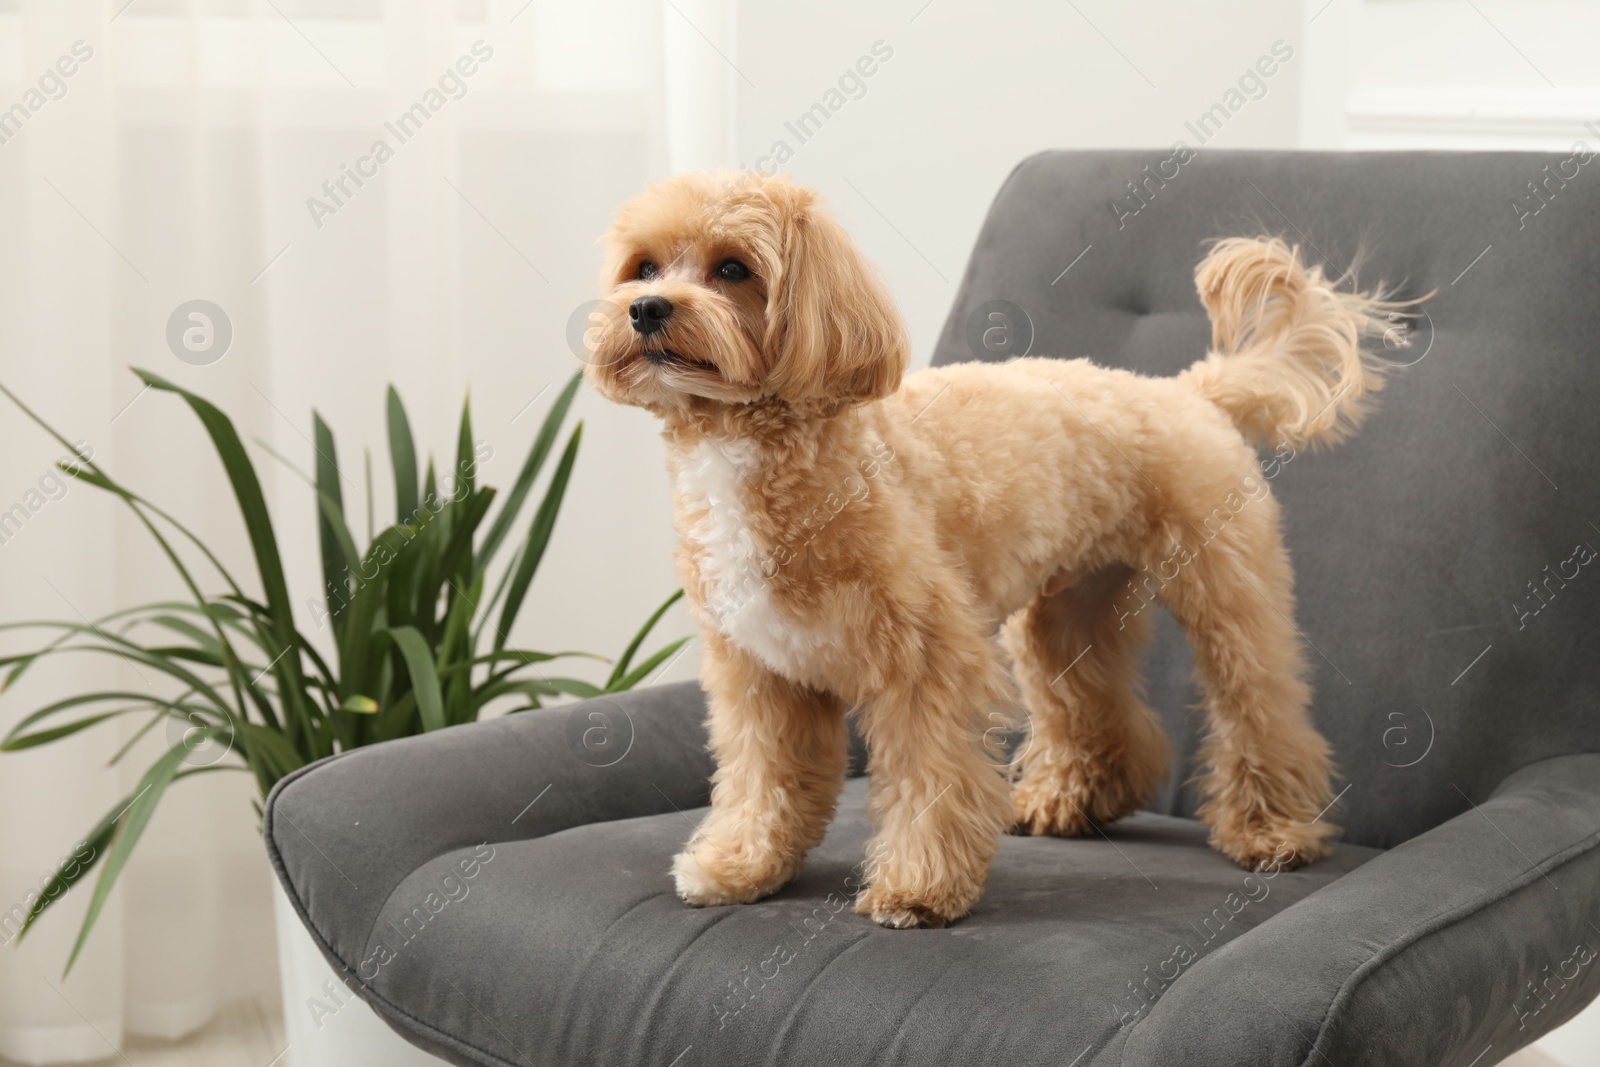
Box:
584;172;908;415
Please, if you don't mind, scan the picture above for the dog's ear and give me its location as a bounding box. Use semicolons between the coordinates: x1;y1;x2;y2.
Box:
762;195;908;405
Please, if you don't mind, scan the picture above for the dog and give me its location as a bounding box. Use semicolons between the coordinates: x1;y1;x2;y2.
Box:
584;171;1403;929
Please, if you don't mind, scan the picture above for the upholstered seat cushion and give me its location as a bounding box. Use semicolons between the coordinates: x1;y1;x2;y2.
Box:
269;684;1600;1066
276;762;1375;1066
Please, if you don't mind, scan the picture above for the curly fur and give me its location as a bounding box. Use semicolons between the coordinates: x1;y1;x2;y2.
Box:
586;171;1405;929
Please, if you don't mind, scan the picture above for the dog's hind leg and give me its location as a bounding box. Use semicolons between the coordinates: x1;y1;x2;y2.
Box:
1002;565;1171;837
1154;499;1337;870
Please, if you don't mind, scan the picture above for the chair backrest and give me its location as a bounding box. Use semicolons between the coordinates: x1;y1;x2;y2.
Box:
931;149;1600;848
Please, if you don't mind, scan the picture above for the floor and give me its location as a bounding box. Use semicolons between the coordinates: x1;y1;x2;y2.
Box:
0;996;1567;1066
0;998;286;1067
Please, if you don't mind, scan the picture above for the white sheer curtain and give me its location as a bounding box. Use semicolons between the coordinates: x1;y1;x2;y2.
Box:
0;0;688;1061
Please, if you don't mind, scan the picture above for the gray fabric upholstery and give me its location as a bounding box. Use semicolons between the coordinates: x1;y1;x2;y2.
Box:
268;151;1600;1064
1121;753;1600;1066
268;683;715;982
268;688;1380;1066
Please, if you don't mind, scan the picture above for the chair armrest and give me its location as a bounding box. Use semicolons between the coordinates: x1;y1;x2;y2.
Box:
265;682;711;975
1121;753;1600;1067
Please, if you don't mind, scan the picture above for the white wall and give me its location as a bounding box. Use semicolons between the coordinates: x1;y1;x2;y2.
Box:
733;0;1302;371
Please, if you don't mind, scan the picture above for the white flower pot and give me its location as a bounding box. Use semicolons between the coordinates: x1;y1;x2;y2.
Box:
272;879;445;1066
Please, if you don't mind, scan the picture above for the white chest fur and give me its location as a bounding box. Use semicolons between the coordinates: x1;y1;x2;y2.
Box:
672;438;839;686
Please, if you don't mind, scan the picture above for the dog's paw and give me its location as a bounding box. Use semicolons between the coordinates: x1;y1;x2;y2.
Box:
1208;817;1336;872
852;883;972;930
1011;777;1113;831
1009;776;1097;837
1009;757;1162;838
671;845;793;907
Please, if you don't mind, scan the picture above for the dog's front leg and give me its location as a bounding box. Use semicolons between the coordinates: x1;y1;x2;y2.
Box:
853;630;1014;929
672;634;849;907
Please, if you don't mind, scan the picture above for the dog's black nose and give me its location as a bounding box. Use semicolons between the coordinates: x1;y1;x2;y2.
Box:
629;295;673;335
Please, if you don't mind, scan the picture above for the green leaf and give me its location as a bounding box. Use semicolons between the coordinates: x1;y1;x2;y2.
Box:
134;370;314;745
340;695;379;714
455;394;475;497
384;520;428;632
473;676;603;711
135;373;293;637
234;721;306;784
476;372;582;571
1;380;267;736
139;644;226;667
313;412;349;631
386;386;419;524
607;588;686;689
107;712;167;767
444;648;594;679
2;710;137;750
59;736;217;975
336;524;408;699
136;613;225;658
389;625;445;732
364;447;375;544
609;635;692;692
312;490;362;616
12;798;124;946
495;424;581;650
433;488;495;595
1;629;234;716
436;572;481;725
3;690;171;744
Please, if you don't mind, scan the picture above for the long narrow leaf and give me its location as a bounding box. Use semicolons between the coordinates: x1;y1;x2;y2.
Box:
2;631;234;717
606;589;686;689
609;636;692;692
455;394;475;497
336;525;410;698
475;372;582;571
0;381;260;724
13;798;125;946
59;735;218;975
106;711;169;767
133;614;224;658
234;721;306;782
473;676;603;710
389;626;445;732
386;386;419;524
364;448;375;543
312;490;362;619
495;425;581;650
312;413;349;632
4;690;181;742
432;488;495;596
135;370;313;746
2;711;140;750
444;649;595;679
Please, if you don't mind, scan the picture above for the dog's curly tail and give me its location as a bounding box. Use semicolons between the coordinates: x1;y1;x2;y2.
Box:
1180;236;1417;450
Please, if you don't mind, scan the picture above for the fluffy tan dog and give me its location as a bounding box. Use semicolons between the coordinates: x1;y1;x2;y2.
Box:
585;171;1401;929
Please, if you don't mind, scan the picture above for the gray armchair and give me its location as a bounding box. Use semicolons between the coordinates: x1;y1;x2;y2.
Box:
267;151;1600;1066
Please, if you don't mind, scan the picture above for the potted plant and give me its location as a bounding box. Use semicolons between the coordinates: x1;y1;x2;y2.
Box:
0;370;684;1064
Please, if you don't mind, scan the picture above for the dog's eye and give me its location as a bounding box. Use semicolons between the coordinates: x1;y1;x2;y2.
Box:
636;260;659;280
715;259;750;282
